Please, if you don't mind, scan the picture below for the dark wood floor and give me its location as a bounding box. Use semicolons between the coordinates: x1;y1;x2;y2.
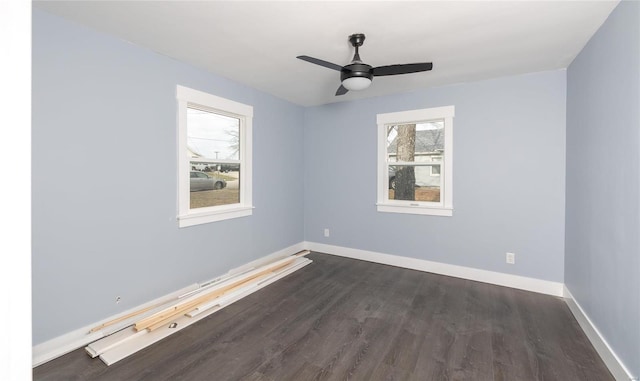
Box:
34;252;613;381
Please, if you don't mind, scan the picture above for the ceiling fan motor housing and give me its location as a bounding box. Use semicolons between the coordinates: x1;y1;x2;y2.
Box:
341;63;373;82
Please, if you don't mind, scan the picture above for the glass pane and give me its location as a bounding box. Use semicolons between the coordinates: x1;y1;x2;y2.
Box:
388;165;440;202
187;107;240;161
387;120;444;163
190;163;240;209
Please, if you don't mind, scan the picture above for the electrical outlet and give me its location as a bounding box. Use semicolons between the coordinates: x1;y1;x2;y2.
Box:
324;228;330;237
506;252;515;264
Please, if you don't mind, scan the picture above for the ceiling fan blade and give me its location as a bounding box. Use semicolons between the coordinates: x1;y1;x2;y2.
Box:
372;63;433;77
297;55;344;71
335;85;349;96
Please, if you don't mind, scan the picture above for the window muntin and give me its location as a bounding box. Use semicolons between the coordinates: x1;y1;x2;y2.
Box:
177;85;253;227
377;106;454;216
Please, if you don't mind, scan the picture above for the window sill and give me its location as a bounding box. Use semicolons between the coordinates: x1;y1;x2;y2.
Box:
178;205;253;227
376;203;453;217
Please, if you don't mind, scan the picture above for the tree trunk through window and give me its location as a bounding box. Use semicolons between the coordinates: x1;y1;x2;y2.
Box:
395;124;416;200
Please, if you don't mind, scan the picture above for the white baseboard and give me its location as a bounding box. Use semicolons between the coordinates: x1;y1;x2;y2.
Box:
32;242;307;367
563;286;636;381
32;330;105;369
304;241;564;296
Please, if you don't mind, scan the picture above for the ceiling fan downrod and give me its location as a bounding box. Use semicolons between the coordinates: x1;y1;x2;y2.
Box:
349;33;366;62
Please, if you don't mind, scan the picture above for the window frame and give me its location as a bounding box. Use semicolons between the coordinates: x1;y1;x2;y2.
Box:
376;105;454;217
176;85;253;227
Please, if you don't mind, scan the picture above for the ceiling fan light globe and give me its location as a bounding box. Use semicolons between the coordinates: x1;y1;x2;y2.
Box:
342;77;372;91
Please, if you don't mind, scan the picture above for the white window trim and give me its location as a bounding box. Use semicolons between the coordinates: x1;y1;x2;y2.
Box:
376;105;454;217
176;85;253;227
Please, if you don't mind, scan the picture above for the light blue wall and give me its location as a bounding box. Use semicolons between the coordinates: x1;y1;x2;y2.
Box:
32;9;305;344
304;70;567;282
566;1;640;377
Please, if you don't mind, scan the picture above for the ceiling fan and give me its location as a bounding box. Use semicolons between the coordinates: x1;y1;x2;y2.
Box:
297;33;433;96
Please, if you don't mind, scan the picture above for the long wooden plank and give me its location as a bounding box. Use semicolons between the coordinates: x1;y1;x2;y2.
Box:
196;250;310;291
134;258;293;330
182;274;281;319
99;259;312;365
145;259;307;332
91;293;243;360
87;283;199;333
87;274;254;357
134;252;309;331
145;299;215;332
226;248;310;276
86;267;286;358
179;263;261;299
186;259;310;318
89;305;165;333
186;258;310;317
100;307;221;365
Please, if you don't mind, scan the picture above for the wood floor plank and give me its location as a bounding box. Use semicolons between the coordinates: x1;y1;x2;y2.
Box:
490;285;539;381
316;269;426;380
253;260;393;379
412;275;471;379
33;252;615;381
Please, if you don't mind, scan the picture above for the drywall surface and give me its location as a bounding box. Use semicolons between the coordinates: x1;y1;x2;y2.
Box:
304;70;567;282
566;0;640;377
32;9;304;344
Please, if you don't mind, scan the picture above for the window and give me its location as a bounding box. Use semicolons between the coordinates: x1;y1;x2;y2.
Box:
377;106;454;216
177;85;253;227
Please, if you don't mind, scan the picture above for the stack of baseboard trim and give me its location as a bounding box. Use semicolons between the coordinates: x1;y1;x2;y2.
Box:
85;250;311;366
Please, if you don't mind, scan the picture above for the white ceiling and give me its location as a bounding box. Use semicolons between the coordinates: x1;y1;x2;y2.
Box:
34;1;618;107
